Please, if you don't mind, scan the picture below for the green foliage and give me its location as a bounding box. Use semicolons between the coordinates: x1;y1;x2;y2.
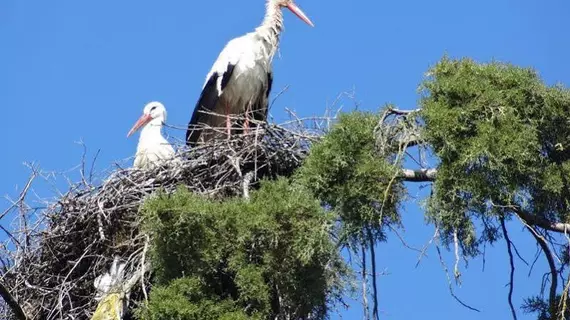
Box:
295;111;404;245
522;294;570;320
136;277;252;320
132;56;570;320
138;179;347;320
420;56;570;255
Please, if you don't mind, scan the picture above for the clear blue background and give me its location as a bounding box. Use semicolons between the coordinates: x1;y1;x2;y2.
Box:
1;1;568;319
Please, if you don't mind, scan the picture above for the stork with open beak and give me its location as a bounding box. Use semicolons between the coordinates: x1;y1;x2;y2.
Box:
127;101;175;169
186;0;314;146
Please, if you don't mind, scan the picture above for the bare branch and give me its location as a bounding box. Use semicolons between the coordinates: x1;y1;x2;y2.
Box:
416;227;439;268
500;217;518;320
140;234;150;303
399;168;437;182
524;224;557;317
0;169;36;221
453;230;461;285
387;225;425;255
269;85;290;110
435;243;480;312
367;228;379;320
514;208;570;234
386;107;421;115
559;276;570;320
0;280;27;320
510;239;529;267
361;244;369;320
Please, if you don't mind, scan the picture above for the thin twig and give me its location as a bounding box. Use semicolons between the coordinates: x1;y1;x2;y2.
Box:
269;85;290;110
361;244;369;320
453;229;461;285
387;225;425;255
416;227;439;268
367;229;379;320
435;244;480;312
0;280;27;320
140;234;150;303
500;217;518;320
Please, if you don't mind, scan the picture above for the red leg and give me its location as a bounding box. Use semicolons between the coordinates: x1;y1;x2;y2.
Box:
244;115;250;135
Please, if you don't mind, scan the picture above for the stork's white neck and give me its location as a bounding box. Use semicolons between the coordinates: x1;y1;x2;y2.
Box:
255;2;284;60
139;119;165;144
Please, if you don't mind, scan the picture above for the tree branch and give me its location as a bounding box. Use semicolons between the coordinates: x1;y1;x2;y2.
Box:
500;217;518;320
435;244;481;312
367;228;379;320
514;208;570;234
386;107;421;115
0;280;28;320
409;172;570;234
399;168;437;182
524;224;557;317
361;244;369;320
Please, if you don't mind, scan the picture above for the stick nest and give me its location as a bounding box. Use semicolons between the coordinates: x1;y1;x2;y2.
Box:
0;119;323;320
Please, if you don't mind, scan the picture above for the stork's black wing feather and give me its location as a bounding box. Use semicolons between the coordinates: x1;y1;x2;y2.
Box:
266;72;273;98
186;63;236;146
252;72;273;122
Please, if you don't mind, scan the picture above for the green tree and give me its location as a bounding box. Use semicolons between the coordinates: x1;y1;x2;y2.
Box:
136;56;570;320
6;55;569;320
138;180;348;320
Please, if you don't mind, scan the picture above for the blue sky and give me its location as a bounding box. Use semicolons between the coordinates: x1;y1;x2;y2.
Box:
1;0;569;319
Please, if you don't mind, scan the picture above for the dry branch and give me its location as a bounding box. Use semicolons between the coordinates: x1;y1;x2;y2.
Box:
399;168;437;182
500;217;518;320
514;208;570;234
0;280;27;320
526;224;558;318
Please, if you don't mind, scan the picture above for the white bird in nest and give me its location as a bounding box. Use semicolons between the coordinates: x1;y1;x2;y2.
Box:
92;256;128;320
127;101;176;169
186;0;314;146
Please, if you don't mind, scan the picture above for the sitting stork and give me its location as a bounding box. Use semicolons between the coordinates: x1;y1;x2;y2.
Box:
127;101;175;169
186;0;314;146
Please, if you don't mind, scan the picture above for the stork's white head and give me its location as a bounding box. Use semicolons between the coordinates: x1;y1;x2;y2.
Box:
272;0;314;27
127;101;167;137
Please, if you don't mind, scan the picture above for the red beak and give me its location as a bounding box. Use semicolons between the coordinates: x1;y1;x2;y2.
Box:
127;114;153;137
286;3;314;27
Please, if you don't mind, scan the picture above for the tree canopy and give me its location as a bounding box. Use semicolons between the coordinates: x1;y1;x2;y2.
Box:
3;56;570;320
135;57;570;320
139;181;347;320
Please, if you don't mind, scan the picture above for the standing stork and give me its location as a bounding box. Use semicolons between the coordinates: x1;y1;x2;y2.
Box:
127;101;175;169
186;0;314;146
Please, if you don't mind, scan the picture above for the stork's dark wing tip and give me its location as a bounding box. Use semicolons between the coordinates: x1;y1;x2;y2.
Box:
186;63;237;146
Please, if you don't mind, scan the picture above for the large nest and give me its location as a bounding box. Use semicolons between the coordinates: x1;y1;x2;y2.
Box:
0;118;325;320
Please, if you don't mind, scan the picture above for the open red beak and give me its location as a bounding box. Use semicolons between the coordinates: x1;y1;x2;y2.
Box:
127;114;152;137
286;3;314;27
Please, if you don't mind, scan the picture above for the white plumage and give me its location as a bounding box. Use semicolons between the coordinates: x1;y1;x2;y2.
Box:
127;101;175;169
210;36;271;115
186;0;314;146
93;257;126;300
92;257;128;320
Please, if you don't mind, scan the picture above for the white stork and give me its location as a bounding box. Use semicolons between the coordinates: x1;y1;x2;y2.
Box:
186;0;314;146
92;257;128;319
127;101;175;169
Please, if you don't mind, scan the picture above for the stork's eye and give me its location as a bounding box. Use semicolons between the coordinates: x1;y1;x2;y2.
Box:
150;106;157;111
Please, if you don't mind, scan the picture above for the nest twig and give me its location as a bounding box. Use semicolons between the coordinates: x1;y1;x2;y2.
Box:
0;115;329;320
